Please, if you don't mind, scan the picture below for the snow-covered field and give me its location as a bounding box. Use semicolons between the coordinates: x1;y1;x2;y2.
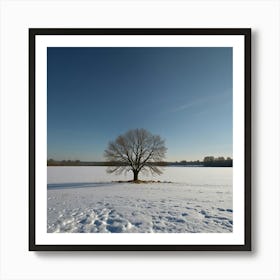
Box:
47;167;233;233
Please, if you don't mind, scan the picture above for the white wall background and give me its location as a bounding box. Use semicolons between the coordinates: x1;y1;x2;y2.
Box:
0;0;279;279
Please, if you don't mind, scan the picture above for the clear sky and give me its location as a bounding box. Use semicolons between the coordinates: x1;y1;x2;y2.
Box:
47;47;232;162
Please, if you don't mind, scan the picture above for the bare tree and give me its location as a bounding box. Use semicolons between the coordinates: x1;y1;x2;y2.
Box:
104;129;167;181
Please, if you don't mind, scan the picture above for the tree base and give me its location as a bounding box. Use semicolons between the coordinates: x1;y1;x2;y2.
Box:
114;180;172;184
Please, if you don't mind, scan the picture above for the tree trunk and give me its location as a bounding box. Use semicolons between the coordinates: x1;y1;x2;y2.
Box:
133;170;139;181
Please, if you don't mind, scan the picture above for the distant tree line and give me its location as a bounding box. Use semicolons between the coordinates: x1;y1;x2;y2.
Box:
47;159;82;166
166;157;232;167
167;160;203;167
203;156;232;167
47;156;232;167
47;159;167;167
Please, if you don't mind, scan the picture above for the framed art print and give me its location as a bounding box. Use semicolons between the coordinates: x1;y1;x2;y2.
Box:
29;28;251;251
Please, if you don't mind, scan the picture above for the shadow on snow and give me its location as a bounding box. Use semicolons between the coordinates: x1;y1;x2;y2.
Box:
47;182;116;190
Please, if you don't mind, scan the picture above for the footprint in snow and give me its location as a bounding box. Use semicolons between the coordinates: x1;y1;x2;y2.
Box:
199;210;207;215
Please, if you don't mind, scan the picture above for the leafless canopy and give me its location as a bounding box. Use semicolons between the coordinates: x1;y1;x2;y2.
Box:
104;129;167;181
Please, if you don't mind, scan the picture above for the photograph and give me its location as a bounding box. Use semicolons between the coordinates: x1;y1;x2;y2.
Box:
47;47;233;234
29;29;251;250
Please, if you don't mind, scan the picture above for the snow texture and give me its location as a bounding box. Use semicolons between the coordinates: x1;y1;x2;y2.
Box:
47;167;232;233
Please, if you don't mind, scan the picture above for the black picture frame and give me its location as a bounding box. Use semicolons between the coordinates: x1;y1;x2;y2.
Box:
29;28;251;251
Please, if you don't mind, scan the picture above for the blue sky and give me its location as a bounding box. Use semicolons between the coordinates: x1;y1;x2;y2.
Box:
47;47;232;161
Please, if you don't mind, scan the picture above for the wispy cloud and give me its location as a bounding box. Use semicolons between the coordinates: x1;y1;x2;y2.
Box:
170;89;232;113
170;97;208;113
